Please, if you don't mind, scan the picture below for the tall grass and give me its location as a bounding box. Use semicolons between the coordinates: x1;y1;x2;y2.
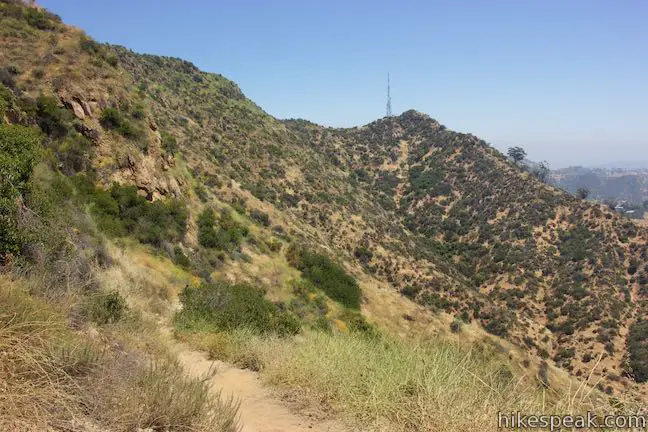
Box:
0;278;240;432
0;281;80;430
184;328;640;432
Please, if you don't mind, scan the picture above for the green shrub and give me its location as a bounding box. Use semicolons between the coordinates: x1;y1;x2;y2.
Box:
198;208;248;252
36;94;71;138
172;245;191;268
22;6;60;30
160;131;178;154
286;244;362;309
194;184;208;202
197;208;218;248
249;208;270;226
338;309;379;337
0;123;42;260
79;36;102;55
51;133;92;175
450;320;462;333
354;246;373;264
175;281;300;336
100;107;140;138
626;320;648;383
89;291;127;325
73;177;187;246
558;225;594;262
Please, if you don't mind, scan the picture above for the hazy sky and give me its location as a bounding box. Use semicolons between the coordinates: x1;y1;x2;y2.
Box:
39;0;648;168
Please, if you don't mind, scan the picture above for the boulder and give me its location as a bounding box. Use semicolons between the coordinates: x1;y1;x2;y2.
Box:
63;98;85;119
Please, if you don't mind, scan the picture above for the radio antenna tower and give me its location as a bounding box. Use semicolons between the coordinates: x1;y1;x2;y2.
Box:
386;73;392;118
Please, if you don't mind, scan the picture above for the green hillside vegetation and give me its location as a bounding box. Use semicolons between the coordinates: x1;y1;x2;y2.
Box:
286;244;362;309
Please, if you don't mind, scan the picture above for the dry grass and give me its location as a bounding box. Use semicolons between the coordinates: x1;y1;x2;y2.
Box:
181;328;645;432
0;278;82;431
0;273;239;432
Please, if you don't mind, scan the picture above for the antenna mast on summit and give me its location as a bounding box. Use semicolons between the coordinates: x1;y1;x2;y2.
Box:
386;73;392;118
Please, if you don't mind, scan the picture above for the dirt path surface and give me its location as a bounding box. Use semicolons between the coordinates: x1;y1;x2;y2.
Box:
168;339;350;432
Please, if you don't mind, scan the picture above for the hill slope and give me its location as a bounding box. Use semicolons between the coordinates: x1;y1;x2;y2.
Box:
2;0;647;405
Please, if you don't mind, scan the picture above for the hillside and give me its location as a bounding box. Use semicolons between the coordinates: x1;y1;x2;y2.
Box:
108;51;648;395
1;1;648;429
552;166;648;205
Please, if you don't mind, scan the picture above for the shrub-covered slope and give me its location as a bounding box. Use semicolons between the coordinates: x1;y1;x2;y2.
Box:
2;0;647;400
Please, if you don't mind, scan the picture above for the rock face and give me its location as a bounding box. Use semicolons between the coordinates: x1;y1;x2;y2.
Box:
63;98;86;119
59;90;98;120
114;153;182;201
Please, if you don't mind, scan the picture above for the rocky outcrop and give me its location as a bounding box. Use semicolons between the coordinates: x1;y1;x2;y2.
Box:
114;153;183;201
62;97;86;119
58;89;106;120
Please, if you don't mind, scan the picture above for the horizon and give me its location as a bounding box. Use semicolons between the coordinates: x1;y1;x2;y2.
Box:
38;0;648;169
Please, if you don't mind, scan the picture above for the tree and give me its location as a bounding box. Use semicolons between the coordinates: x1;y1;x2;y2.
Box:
507;146;526;165
532;161;550;183
576;187;590;200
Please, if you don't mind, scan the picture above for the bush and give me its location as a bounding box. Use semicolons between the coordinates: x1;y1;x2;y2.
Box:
23;6;60;30
450;320;462;333
0;123;42;260
626;320;648;383
52;133;92;175
79;36;102;55
100;107;140;138
173;245;191;268
197;208;248;252
354;246;373;264
286;244;362;309
36;94;71;138
175;281;301;336
89;290;127;325
74;178;188;246
160;131;178;154
197;208;218;248
249;208;270;227
338;309;379;337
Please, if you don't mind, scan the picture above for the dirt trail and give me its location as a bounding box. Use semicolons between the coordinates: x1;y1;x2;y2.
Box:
167;338;350;432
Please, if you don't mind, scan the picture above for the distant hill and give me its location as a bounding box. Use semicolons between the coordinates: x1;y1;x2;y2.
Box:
551;166;648;203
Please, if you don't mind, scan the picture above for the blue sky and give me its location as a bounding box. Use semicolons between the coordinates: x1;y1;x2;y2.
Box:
40;0;648;168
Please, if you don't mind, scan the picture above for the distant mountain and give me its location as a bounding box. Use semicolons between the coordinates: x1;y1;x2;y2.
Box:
594;161;648;170
551;166;648;203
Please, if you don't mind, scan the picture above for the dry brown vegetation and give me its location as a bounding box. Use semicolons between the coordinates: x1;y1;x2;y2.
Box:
0;275;239;432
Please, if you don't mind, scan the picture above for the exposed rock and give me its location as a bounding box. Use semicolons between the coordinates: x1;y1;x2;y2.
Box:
75;123;101;144
151;130;162;147
59;89;95;120
79;99;93;116
88;101;100;114
112;152;183;201
63;98;85;119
